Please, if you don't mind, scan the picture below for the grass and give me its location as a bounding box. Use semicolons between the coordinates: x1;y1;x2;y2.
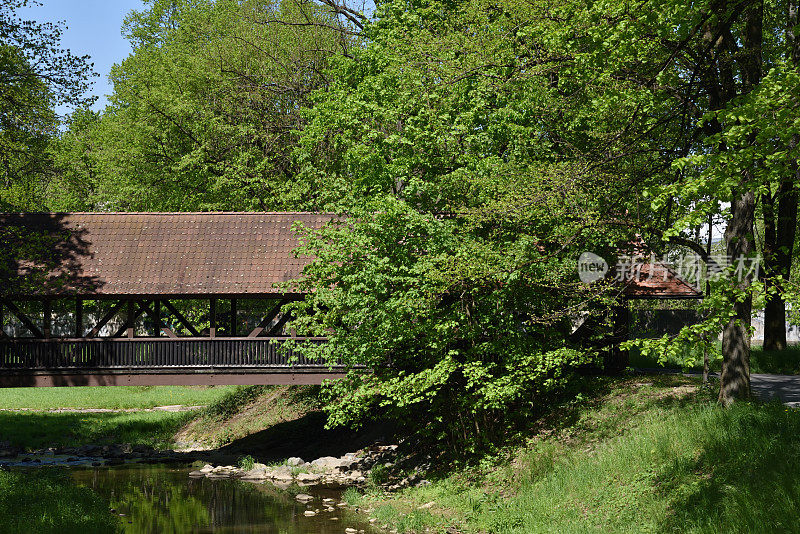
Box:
0;385;238;410
0;385;325;451
0;410;191;450
0;386;241;449
202;385;271;418
0;469;119;533
629;342;800;375
748;345;800;374
237;454;256;470
175;385;321;448
361;375;800;533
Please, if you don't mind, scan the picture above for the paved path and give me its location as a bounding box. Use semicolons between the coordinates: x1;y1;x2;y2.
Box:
750;374;800;407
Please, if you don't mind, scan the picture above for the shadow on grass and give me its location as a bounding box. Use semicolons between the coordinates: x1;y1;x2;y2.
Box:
0;411;189;449
657;401;800;533
750;346;800;374
0;469;117;533
521;374;704;445
217;410;398;463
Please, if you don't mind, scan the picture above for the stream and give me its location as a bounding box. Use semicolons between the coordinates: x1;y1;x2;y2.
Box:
18;463;381;533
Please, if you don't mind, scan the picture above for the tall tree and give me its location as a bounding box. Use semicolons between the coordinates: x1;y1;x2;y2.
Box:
0;0;95;208
761;0;800;351
288;0;656;449
577;0;795;404
290;0;800;424
83;0;355;211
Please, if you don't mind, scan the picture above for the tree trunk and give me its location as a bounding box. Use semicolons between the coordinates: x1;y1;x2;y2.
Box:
719;189;756;406
761;0;800;350
763;292;788;350
712;0;762;405
762;172;797;350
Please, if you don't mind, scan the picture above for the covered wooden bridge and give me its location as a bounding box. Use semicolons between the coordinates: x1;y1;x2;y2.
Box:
0;212;338;387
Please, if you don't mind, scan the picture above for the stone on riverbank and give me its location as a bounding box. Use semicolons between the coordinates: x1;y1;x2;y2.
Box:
190;444;402;488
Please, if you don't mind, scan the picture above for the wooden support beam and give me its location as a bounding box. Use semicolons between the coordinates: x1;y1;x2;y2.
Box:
75;299;83;338
161;300;200;337
210;298;217;338
248;299;287;338
267;310;293;337
230;298;237;337
0;371;348;388
1;299;44;338
113;300;149;338
161;327;178;338
138;301;177;338
154;300;161;337
607;304;630;373
87;300;126;338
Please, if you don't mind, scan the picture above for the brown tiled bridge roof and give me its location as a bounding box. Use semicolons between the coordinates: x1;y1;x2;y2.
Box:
0;212;331;297
623;262;703;299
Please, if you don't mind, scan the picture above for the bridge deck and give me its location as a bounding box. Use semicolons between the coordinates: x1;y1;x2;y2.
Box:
0;337;344;387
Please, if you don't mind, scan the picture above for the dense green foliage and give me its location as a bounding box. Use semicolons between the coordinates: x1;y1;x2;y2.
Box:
0;0;95;209
285;0;796;443
285;0;649;451
49;0;352;211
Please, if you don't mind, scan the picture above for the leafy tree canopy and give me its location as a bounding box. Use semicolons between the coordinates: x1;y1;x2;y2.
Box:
0;0;96;208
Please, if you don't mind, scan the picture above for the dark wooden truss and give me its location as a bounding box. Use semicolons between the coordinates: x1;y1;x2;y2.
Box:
0;295;300;341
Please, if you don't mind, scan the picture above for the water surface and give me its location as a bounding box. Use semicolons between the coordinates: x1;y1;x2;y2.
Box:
67;464;379;533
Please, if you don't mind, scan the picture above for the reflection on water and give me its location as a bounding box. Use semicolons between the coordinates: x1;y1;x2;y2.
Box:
70;465;378;534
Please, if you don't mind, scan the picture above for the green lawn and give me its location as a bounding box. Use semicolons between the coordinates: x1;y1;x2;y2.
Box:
0;385;238;410
353;376;800;533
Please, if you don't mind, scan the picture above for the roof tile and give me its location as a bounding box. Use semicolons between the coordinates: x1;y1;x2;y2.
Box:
0;212;331;297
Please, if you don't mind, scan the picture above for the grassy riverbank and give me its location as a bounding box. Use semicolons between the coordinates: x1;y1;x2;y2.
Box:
3;379;799;533
347;376;800;533
174;385;321;448
0;410;190;449
0;385;329;451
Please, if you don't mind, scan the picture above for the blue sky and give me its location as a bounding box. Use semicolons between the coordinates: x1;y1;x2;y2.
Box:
19;0;145;113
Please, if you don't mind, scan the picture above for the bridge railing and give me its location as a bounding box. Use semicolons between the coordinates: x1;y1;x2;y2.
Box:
0;337;333;370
